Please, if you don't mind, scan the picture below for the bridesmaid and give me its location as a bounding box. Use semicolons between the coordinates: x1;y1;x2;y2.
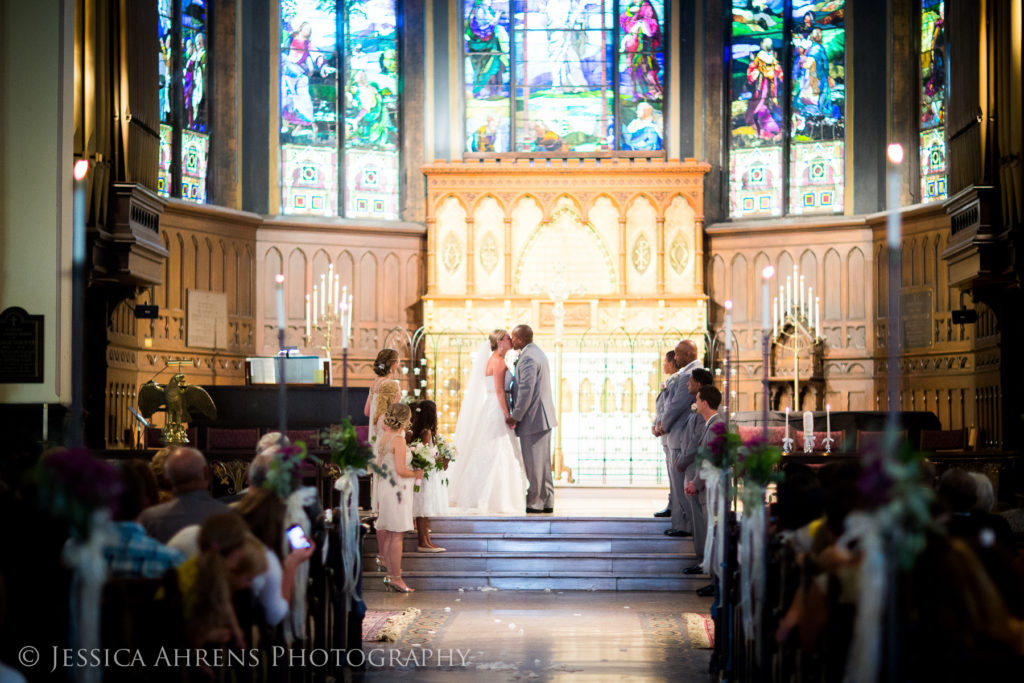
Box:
364;348;401;444
374;403;424;593
408;400;448;552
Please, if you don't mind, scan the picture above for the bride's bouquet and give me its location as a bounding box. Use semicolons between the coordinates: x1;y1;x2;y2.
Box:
409;439;438;492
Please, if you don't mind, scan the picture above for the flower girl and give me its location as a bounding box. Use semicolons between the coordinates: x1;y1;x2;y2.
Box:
407;400;449;552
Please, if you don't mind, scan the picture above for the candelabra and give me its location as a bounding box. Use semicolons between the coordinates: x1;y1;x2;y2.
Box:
304;266;353;364
770;264;824;410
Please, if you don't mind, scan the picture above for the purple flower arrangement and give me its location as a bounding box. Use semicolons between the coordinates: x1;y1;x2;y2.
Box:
34;447;122;539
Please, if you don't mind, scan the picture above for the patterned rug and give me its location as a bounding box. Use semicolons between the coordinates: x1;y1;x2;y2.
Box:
362;608;421;642
682;613;715;649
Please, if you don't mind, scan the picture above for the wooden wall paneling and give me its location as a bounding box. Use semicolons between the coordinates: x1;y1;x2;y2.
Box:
287;249;306;323
360;251;378;335
848;247;865;319
383;252;401;323
753;251;770;327
824;249;841;321
730;253;747;322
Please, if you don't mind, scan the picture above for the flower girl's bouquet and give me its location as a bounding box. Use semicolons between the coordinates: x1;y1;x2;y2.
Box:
409;440;436;492
435;434;457;485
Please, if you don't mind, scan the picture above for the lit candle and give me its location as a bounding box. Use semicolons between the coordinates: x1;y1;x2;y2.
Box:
799;275;806;317
887;143;905;247
784;406;790;442
312;285;318;325
761;265;774;332
772;296;778;338
305;294;311;339
724;300;733;355
327;264;334;307
826;403;831;434
347;293;353;336
319;274;326;317
339;295;349;350
274;274;286;332
333;274;339;315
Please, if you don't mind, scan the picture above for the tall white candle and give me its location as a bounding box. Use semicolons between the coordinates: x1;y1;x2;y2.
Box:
826;403;831;434
887;144;905;248
773;296;778;338
815;297;821;338
761;265;774;332
333;274;339;314
799;275;805;317
327;264;334;306
786;276;792;315
724;300;733;354
340;297;349;349
305;294;311;338
275;274;286;332
784;406;790;441
319;274;326;317
312;285;318;326
346;293;354;344
807;287;814;324
779;286;784;321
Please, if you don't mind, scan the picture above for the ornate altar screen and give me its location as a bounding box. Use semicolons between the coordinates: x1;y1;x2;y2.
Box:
420;158;708;485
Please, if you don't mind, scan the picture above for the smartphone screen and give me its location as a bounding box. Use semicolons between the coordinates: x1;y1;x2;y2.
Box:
286;525;311;550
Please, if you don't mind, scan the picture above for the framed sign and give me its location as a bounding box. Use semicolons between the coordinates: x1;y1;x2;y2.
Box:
0;307;44;383
187;290;228;349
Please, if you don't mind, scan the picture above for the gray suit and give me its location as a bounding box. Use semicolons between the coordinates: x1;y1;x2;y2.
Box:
661;360;701;530
655;376;691;532
684;411;724;564
511;342;558;510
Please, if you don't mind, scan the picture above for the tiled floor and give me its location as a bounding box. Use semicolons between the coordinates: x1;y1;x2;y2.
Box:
361;589;713;681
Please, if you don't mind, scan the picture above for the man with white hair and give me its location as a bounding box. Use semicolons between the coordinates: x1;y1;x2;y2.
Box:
140;447;231;542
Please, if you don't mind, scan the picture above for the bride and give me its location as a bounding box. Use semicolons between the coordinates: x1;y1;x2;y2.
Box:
447;329;529;514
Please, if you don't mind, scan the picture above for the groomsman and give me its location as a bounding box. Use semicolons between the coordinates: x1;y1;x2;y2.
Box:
659;339;701;537
676;369;714;574
685;385;724;597
653;350;679;519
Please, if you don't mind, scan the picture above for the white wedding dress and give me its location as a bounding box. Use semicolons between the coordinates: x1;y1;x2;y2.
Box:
447;343;530;514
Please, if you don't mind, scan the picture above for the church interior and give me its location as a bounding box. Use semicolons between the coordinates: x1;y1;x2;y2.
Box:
1;0;1023;679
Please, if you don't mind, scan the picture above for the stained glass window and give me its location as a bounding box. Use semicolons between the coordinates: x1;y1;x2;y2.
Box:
728;1;846;219
157;0;209;203
279;0;400;219
464;0;665;153
920;0;946;202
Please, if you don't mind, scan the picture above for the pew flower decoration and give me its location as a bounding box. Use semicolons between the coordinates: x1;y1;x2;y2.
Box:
734;435;783;515
263;442;313;498
34;447;122;540
321;418;380;474
857;444;934;569
697;420;741;470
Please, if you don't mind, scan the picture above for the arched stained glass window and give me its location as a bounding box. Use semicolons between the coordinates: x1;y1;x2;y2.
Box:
158;0;210;203
464;0;666;154
920;0;946;202
279;0;400;219
729;1;846;219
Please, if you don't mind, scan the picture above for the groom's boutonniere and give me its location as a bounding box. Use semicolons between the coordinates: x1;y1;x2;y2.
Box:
505;349;519;374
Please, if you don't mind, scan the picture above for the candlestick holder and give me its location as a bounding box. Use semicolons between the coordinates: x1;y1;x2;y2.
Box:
822;435;834;454
803;434;816;454
771;307;824;411
305;310;342;362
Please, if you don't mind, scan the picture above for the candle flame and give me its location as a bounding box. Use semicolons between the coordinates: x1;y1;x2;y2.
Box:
886;143;904;164
275;273;285;284
762;265;775;279
73;159;89;180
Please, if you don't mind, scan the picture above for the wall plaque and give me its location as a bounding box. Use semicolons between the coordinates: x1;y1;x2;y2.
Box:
187;290;228;349
901;289;933;349
0;307;44;383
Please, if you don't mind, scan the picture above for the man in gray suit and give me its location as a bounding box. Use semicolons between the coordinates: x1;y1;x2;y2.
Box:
685;385;724;596
658;339;701;536
507;324;558;513
652;351;680;518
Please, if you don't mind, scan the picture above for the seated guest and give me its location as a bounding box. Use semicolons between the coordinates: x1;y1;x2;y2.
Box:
103;460;186;578
175;513;267;647
235;488;315;626
141;447;230;543
218;432;290;504
149;447;175;503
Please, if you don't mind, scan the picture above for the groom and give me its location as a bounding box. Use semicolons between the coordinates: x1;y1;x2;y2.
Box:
506;324;557;513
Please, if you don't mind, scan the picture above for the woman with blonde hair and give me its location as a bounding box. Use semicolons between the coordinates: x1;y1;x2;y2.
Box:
374;402;424;592
364;348;401;444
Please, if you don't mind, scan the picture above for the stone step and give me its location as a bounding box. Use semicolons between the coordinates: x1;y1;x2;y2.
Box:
363;533;695;555
419;516;674;536
362;570;709;592
393;551;695;574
